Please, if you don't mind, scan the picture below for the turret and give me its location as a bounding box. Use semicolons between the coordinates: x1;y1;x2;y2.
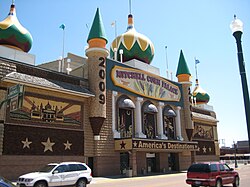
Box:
176;50;194;140
85;8;109;138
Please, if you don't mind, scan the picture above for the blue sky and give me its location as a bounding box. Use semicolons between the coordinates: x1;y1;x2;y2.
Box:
1;0;250;147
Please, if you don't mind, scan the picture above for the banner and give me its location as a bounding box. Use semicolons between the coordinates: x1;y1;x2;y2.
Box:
111;66;181;101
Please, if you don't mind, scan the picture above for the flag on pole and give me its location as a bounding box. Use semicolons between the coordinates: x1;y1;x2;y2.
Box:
59;24;65;30
195;59;200;64
111;21;115;27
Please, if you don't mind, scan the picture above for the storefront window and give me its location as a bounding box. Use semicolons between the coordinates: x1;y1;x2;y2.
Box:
117;96;135;138
163;106;176;140
142;101;158;139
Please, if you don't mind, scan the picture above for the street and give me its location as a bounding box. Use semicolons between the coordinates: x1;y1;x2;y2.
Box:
88;164;250;187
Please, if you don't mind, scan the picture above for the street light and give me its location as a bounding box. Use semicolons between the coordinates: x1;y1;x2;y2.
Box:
230;15;250;151
233;141;238;168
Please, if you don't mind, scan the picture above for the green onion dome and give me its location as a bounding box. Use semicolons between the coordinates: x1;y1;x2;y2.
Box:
110;14;154;64
192;79;210;104
0;3;33;52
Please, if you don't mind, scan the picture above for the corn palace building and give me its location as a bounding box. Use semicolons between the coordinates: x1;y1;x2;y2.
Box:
0;3;220;179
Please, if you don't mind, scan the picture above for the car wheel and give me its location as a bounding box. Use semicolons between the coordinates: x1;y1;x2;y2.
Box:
233;176;239;187
76;178;87;187
191;185;199;187
34;181;47;187
215;179;222;187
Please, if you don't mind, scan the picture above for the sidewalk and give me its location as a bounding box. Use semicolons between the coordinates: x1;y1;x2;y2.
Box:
90;163;250;184
90;171;187;184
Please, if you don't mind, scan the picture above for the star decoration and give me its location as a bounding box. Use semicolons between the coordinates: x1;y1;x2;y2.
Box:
64;140;72;150
21;138;32;149
197;147;200;152
209;147;212;152
133;141;138;148
202;146;207;153
120;141;126;149
41;137;55;152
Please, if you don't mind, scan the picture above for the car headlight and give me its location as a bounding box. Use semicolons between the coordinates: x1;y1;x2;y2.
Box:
24;179;33;182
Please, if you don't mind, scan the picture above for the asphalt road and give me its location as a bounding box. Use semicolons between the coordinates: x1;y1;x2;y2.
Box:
88;164;250;187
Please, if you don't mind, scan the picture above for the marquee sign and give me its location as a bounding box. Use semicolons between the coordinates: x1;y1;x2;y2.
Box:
115;139;198;151
111;66;181;102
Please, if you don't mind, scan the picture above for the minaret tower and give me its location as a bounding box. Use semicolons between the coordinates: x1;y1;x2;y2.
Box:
85;8;109;138
176;50;194;140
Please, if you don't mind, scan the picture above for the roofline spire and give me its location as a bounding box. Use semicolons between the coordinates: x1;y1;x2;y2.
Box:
176;50;191;82
87;8;108;48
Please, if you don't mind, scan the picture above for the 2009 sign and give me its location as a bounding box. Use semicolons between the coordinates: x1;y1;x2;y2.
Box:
99;57;106;104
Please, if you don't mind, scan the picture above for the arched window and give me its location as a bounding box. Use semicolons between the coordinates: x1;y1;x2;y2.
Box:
117;96;135;138
163;106;176;140
142;101;158;139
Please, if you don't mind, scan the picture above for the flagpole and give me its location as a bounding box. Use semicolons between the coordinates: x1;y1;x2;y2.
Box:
59;24;66;72
165;46;169;78
62;27;65;72
195;58;198;80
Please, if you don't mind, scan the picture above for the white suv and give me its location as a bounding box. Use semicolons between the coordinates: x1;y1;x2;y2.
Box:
17;162;92;187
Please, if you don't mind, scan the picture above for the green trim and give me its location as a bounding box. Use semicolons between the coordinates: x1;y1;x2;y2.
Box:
87;8;108;44
176;50;191;76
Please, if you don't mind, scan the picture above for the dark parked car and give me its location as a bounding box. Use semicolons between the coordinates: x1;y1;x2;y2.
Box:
186;162;239;187
0;176;16;187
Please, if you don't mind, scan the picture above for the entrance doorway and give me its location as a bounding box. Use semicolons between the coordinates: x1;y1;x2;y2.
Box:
168;153;179;171
120;152;129;174
146;153;156;173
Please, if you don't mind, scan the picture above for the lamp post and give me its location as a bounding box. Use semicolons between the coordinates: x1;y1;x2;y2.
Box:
233;141;238;168
230;15;250;150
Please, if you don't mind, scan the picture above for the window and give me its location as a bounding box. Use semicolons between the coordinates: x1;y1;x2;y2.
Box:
142;101;157;139
210;164;218;172
77;164;87;171
219;164;225;171
54;165;68;173
163;106;176;140
188;164;210;173
117;96;135;138
223;164;231;171
68;164;78;171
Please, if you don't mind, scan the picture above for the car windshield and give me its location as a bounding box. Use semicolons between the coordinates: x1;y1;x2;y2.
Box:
39;165;57;172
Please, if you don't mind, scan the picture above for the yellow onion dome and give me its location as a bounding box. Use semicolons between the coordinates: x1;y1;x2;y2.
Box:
110;14;154;64
0;3;33;52
192;79;210;104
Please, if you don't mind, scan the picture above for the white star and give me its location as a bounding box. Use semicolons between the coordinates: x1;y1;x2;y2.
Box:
41;137;55;152
133;141;138;148
21;138;32;149
64;140;72;150
202;146;207;153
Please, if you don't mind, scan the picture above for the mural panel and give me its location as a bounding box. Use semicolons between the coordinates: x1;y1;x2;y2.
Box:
3;124;84;155
196;141;215;155
6;93;83;129
193;123;214;140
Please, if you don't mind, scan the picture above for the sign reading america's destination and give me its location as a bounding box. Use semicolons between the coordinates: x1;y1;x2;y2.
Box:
115;139;198;151
111;66;181;101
